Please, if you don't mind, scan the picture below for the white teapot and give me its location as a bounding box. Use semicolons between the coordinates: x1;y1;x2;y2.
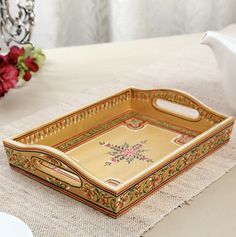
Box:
201;31;236;111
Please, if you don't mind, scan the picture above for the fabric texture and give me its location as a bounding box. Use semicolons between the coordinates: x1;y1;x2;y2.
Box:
1;0;236;49
2;0;235;49
35;0;236;47
0;59;236;236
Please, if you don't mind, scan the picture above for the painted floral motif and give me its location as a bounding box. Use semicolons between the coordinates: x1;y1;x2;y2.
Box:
47;177;71;190
80;183;116;212
81;183;96;200
99;140;153;166
124;117;145;129
115;194;129;210
8;151;35;171
173;134;193;145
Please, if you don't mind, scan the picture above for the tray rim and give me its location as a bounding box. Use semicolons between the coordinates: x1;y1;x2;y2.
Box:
4;87;229;140
3;88;235;196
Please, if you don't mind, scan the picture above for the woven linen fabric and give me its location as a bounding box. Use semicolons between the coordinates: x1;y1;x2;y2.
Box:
0;47;236;237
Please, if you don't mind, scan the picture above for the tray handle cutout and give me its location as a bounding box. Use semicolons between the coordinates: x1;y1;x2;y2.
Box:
154;99;200;121
32;157;82;188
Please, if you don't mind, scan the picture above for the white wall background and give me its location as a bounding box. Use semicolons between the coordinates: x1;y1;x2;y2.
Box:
1;0;236;49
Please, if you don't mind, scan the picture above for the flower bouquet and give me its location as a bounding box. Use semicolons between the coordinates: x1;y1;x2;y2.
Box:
0;45;45;98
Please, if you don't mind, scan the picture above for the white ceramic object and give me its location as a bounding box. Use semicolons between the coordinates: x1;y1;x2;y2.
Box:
201;31;236;111
0;212;33;237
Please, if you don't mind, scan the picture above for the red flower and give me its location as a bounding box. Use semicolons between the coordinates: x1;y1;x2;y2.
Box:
0;64;19;97
24;57;39;72
7;46;25;65
23;71;32;81
0;45;44;98
0;55;7;67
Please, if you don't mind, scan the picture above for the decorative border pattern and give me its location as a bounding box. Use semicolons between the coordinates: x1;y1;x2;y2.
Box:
15;90;132;145
54;112;199;152
55;113;133;151
132;89;225;124
134;113;199;137
114;124;233;213
173;134;193;145
7;151;35;172
4;123;233;216
14;89;224;146
5;147;117;213
124;117;146;129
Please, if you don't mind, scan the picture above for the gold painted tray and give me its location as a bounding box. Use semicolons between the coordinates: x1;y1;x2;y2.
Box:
3;88;235;218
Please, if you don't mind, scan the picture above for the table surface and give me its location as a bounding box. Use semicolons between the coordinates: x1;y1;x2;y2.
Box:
1;26;236;237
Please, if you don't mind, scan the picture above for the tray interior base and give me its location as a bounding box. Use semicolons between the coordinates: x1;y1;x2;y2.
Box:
54;112;196;189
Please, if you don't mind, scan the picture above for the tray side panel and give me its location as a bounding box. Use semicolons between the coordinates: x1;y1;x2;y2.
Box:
111;122;234;215
4;147;118;214
4;121;234;217
14;90;133;147
131;89;227;133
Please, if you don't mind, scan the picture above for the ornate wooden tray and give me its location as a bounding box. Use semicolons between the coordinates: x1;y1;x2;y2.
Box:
3;88;235;218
